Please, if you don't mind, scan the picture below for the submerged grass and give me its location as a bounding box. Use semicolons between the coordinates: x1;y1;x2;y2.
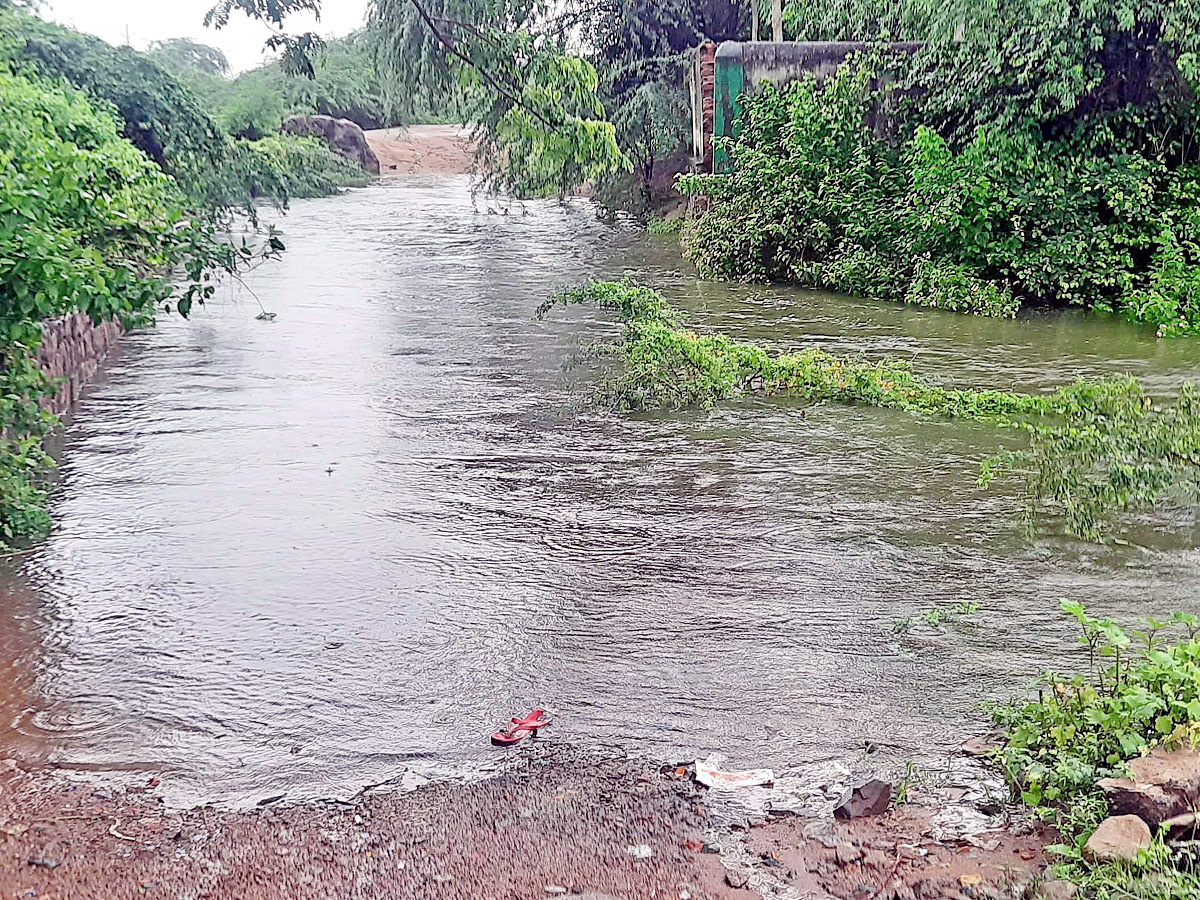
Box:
539;280;1200;540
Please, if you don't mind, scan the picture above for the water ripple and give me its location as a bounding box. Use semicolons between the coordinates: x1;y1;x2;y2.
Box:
0;177;1196;805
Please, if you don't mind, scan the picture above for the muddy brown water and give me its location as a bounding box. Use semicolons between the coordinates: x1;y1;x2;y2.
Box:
1;177;1199;807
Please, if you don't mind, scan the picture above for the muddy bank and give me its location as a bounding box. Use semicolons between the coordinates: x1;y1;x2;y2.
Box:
0;748;1049;900
364;124;475;175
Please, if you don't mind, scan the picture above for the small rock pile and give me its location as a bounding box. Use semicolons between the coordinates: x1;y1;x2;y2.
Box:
1086;747;1200;861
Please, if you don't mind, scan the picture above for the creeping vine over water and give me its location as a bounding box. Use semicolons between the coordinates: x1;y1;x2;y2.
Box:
539;281;1200;541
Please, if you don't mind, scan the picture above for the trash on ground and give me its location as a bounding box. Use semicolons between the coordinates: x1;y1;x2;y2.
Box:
627;844;653;859
491;709;550;747
694;754;774;791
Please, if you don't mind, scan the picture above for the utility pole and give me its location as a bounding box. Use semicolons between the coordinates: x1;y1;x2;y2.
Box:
124;24;131;46
751;0;758;41
771;0;783;42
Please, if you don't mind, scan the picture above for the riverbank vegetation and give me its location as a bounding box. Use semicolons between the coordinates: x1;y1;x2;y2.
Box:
2;11;371;209
681;0;1200;336
0;63;283;545
0;7;375;547
541;281;1200;540
991;601;1200;897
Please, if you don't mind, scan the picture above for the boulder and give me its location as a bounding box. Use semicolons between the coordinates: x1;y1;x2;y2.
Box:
834;779;892;819
1097;746;1200;827
1083;815;1151;862
281;114;380;175
1161;812;1199;842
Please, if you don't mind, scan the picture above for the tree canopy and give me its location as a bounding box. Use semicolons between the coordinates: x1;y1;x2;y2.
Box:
147;38;231;77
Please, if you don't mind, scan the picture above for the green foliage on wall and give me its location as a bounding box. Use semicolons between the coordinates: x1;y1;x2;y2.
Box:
681;39;1200;335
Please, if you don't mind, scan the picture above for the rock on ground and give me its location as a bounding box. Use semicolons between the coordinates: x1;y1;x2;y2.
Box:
834;779;892;819
1098;747;1200;827
282;114;381;175
1084;815;1152;862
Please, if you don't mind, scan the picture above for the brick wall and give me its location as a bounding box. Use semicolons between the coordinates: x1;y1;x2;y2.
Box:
698;41;717;171
38;313;123;416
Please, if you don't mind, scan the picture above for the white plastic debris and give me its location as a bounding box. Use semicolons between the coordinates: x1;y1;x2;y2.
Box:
627;844;653;859
694;754;774;791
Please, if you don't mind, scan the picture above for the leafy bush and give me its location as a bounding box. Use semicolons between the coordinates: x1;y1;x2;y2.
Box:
991;602;1200;896
542;281;1200;539
237;135;372;201
994;601;1200;811
1;11;233;208
0;67;267;545
680;57;1200;333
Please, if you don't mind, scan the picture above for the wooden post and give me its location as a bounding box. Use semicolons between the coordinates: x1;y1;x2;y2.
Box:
771;0;783;41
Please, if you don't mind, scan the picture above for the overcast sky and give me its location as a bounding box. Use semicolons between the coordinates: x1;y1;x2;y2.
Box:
43;0;371;73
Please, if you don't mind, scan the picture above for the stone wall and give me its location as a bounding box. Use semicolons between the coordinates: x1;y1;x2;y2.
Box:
38;313;123;416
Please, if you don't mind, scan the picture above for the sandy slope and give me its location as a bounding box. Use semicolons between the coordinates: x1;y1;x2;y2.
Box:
365;125;475;176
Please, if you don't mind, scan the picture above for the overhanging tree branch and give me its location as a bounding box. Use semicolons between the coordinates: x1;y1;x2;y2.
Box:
407;0;561;130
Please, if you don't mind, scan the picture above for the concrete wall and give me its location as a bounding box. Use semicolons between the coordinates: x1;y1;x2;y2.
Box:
38;313;123;416
701;40;923;171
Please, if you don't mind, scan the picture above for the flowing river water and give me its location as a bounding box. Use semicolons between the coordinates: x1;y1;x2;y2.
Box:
2;177;1200;807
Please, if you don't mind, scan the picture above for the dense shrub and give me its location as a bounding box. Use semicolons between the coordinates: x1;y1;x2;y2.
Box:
680;0;1200;335
3;12;372;211
238;135;372;200
681;59;1200;334
0;68;252;544
1;11;234;208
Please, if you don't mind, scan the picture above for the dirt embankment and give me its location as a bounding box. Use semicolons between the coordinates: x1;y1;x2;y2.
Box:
0;748;1050;900
365;125;476;176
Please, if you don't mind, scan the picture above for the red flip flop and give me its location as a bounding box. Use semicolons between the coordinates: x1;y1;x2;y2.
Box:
491;709;550;746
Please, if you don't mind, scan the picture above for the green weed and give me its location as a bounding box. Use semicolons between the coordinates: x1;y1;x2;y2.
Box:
991;601;1200;897
541;280;1200;540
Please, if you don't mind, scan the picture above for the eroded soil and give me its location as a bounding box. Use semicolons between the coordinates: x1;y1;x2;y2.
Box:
0;749;1050;900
